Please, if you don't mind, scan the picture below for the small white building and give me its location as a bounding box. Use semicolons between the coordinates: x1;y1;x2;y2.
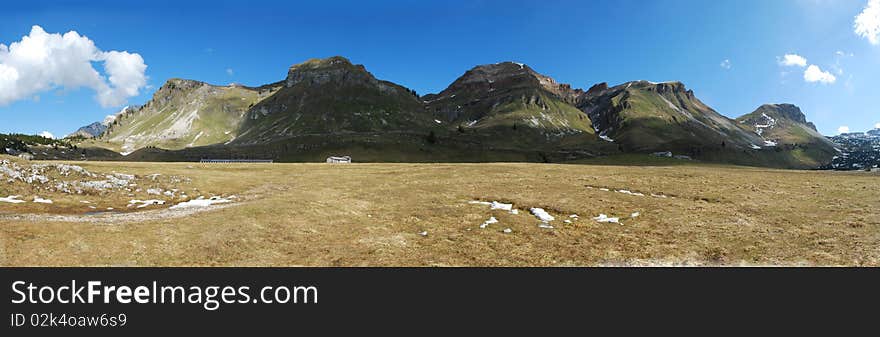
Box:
326;156;352;164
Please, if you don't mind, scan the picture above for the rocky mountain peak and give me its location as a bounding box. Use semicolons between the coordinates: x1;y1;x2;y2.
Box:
586;82;609;95
161;78;206;91
285;56;379;88
440;61;581;102
750;104;814;130
449;62;534;87
626;80;687;93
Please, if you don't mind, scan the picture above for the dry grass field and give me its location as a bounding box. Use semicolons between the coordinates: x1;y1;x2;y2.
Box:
1;156;878;266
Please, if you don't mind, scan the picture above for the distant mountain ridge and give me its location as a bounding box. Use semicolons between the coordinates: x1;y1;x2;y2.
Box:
67;56;836;169
826;128;880;170
66;106;138;139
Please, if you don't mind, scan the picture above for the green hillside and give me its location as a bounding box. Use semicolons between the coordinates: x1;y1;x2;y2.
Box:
577;80;763;153
95;79;279;152
233;57;432;144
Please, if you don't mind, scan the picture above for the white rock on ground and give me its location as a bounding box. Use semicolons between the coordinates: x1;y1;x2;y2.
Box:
33;196;53;204
502;228;512;234
418;231;428;236
631;212;640;218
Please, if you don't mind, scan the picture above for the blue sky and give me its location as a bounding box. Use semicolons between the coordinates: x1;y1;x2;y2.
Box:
2;0;879;137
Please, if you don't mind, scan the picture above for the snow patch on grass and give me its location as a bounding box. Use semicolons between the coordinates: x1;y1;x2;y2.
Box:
480;216;499;229
169;196;234;209
128;199;165;208
0;195;25;203
529;208;554;222
593;214;620;224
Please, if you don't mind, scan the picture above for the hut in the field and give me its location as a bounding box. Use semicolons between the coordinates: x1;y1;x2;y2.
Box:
326;156;352;164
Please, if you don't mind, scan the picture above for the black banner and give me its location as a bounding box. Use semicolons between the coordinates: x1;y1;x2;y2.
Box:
1;268;877;335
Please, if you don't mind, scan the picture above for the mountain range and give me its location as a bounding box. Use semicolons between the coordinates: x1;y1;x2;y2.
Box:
826;129;880;170
61;56;838;169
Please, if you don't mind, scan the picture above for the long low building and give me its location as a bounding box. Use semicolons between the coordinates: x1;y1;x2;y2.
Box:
200;159;274;163
326;156;352;163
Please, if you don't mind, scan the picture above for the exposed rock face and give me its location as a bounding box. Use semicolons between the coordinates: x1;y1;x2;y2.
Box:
585;82;608;95
743;104;815;131
285;56;393;91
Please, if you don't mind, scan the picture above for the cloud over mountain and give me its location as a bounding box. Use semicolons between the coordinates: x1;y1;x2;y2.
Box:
0;25;147;108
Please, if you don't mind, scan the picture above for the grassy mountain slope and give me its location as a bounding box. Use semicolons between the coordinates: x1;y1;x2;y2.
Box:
94;79;279;152
62;56;835;168
232;56;432;144
735;104;836;168
424;62;611;153
576;80;763;153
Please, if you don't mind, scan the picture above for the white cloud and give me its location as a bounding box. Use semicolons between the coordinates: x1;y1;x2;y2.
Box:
103;114;117;126
875;122;880;129
779;54;808;67
97;51;147;107
720;59;731;69
855;0;880;45
226;68;234;76
38;131;54;139
804;65;837;84
838;126;850;134
0;25;148;108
